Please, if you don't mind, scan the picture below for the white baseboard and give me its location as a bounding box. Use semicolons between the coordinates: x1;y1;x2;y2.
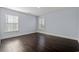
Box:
37;31;78;41
1;31;79;42
0;32;35;40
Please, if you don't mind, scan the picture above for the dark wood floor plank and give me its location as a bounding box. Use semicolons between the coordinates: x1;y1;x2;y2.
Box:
1;33;79;52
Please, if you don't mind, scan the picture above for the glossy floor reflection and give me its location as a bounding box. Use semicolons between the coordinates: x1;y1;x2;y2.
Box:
1;33;38;52
1;33;79;52
1;40;24;52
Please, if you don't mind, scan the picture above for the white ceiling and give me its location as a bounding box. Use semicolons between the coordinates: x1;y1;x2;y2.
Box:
6;7;64;16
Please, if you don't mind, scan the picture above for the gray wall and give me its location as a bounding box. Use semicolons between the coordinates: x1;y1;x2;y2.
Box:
0;8;37;39
77;8;79;38
40;8;78;38
0;8;1;38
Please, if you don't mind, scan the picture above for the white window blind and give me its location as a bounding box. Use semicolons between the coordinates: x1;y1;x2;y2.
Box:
5;15;19;32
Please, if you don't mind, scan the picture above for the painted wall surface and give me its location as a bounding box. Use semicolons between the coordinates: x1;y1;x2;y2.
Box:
0;8;1;38
40;8;78;38
77;8;79;38
0;8;37;39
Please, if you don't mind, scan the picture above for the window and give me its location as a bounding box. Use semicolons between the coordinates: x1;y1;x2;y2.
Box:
5;15;19;32
38;17;45;31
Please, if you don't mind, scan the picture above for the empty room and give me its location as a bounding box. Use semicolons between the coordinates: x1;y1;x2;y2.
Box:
0;7;79;52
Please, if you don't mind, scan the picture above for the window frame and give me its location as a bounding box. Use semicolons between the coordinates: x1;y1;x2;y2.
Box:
5;14;19;32
38;17;46;31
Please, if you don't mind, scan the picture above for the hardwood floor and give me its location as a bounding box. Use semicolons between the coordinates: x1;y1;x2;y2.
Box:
0;33;79;52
